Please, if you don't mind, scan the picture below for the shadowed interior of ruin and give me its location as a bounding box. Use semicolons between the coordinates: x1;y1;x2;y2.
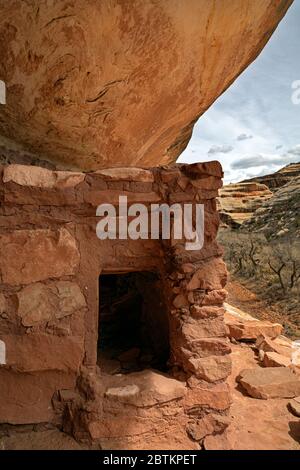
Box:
98;272;170;374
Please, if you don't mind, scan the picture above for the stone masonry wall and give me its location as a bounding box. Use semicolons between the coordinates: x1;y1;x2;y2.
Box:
0;161;231;449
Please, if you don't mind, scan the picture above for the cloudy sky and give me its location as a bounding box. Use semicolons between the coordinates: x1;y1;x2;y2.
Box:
178;0;300;184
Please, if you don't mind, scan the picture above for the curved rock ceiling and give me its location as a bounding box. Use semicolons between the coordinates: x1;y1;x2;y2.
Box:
0;0;293;170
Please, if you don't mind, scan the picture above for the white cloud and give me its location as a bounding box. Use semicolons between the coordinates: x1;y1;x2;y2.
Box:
236;133;253;141
207;144;233;155
231;152;300;170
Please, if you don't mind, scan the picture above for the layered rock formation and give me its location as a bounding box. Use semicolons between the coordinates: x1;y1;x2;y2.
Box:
0;0;293;169
217;182;273;227
245;162;300;190
243;176;300;240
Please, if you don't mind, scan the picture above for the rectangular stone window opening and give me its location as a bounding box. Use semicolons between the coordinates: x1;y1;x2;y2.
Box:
98;271;170;374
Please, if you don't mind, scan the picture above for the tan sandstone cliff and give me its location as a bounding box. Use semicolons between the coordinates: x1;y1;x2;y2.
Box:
0;0;293;170
217;182;273;227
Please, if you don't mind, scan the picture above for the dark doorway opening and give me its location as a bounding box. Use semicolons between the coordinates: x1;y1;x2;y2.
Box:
98;271;170;374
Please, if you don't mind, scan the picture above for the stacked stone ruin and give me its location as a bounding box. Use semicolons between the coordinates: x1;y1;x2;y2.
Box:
0;161;231;449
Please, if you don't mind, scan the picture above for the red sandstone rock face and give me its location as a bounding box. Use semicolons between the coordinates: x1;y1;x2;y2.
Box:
0;0;292;169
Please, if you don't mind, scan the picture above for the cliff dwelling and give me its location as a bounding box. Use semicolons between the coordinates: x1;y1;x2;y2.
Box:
0;162;230;449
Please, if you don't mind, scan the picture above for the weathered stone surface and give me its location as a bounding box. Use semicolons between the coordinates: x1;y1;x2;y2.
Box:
289;397;300;417
262;352;291;368
17;283;57;326
186;258;227;291
84;190;161;206
187;355;232;382
255;335;293;358
0;369;76;424
103;370;186;407
92;426;199;450
190;305;225;319
55;281;86;319
95;168;154;182
0;228;80;285
225;312;283;341
1;429;84;450
3;164;85;188
191;176;223;191
88;417;161;440
182;318;228;341
17;281;86;326
0;293;7;314
184;382;231;412
203;433;232;450
238;367;300;399
181;162;224;179
188;289;227;306
3;185;80;206
105;384;140;400
0;334;84;372
0;1;292;169
192;338;231;357
173;294;189;308
188;413;230;441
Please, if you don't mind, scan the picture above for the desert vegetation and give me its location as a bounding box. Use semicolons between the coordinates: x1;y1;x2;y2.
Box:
219;228;300;333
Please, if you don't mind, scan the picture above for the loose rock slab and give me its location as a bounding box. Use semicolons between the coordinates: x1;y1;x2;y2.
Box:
289;397;300;417
262;351;291;368
225;311;283;341
237;367;300;399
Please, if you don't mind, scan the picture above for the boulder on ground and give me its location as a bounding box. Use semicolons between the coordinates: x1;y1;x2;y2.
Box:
225;312;282;341
288;397;300;417
237;367;300;399
262;351;291;368
255;335;292;357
